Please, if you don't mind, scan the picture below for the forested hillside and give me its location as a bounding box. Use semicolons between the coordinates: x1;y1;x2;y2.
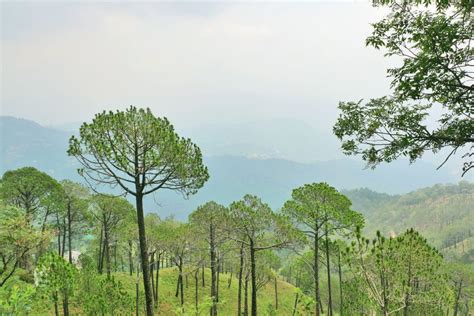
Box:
344;182;474;264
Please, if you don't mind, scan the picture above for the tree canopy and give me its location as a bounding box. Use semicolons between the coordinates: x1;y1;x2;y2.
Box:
334;0;473;175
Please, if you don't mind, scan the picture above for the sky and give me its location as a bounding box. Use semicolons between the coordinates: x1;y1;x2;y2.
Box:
1;0;393;131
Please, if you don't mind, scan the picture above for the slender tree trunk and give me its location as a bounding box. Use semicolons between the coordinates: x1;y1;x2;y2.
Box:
104;218;111;279
292;292;299;316
454;279;463;316
114;243;118;272
325;224;333;316
314;231;321;316
61;219;66;257
274;276;278;310
195;269;199;312
57;215;62;257
98;226;103;273
210;223;217;316
403;262;412;316
379;238;388;316
176;274;181;298
180;264;184;306
202;265;205;287
62;292;69;316
54;292;59;316
237;243;244;316
216;257;220;303
136;267;140;316
244;272;249;316
67;203;73;264
338;250;343;316
155;253;160;305
128;240;134;276
249;239;257;316
99;225;107;274
135;192;154;316
150;252;155;306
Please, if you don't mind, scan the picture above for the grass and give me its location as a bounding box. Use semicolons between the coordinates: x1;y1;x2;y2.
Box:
113;266;309;315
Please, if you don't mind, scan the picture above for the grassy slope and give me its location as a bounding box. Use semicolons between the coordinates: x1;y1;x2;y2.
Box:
113;267;305;315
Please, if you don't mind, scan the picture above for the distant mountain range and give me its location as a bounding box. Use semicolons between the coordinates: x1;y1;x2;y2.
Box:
0;115;466;220
48;118;345;163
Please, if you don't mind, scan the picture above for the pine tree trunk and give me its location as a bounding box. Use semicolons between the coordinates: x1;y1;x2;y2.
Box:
314;231;321;316
195;269;199;311
62;292;69;316
135;193;154;316
67;203;73;264
114;243;118;272
136;269;140;316
210;223;217;316
61;219;67;257
150;253;155;306
98;227;103;273
180;264;184;306
244;272;249;316
155;253;160;305
237;243;244;316
57;214;62;257
249;239;257;316
128;240;134;276
292;292;299;316
54;292;59;316
454;279;463;316
325;224;333;316
99;227;106;274
202;265;205;287
104;217;111;279
176;274;181;298
338;250;343;316
216;257;220;303
274;276;278;310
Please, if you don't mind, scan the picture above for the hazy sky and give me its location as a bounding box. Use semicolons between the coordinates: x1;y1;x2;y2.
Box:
1;1;393;130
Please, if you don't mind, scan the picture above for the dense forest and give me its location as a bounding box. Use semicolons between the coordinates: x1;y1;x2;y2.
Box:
1;0;473;315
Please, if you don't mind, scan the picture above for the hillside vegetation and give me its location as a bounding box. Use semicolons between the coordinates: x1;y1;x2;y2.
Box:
4;267;306;315
344;181;474;264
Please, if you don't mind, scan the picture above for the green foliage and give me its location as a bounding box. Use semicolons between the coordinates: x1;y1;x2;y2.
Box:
341;276;374;315
0;203;50;287
34;253;77;307
334;0;474;174
68;106;209;196
346;228;451;314
229;194;296;249
73;254;135;314
283;182;364;236
189;201;229;239
90;194;134;225
1;167;62;220
0;283;36;315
